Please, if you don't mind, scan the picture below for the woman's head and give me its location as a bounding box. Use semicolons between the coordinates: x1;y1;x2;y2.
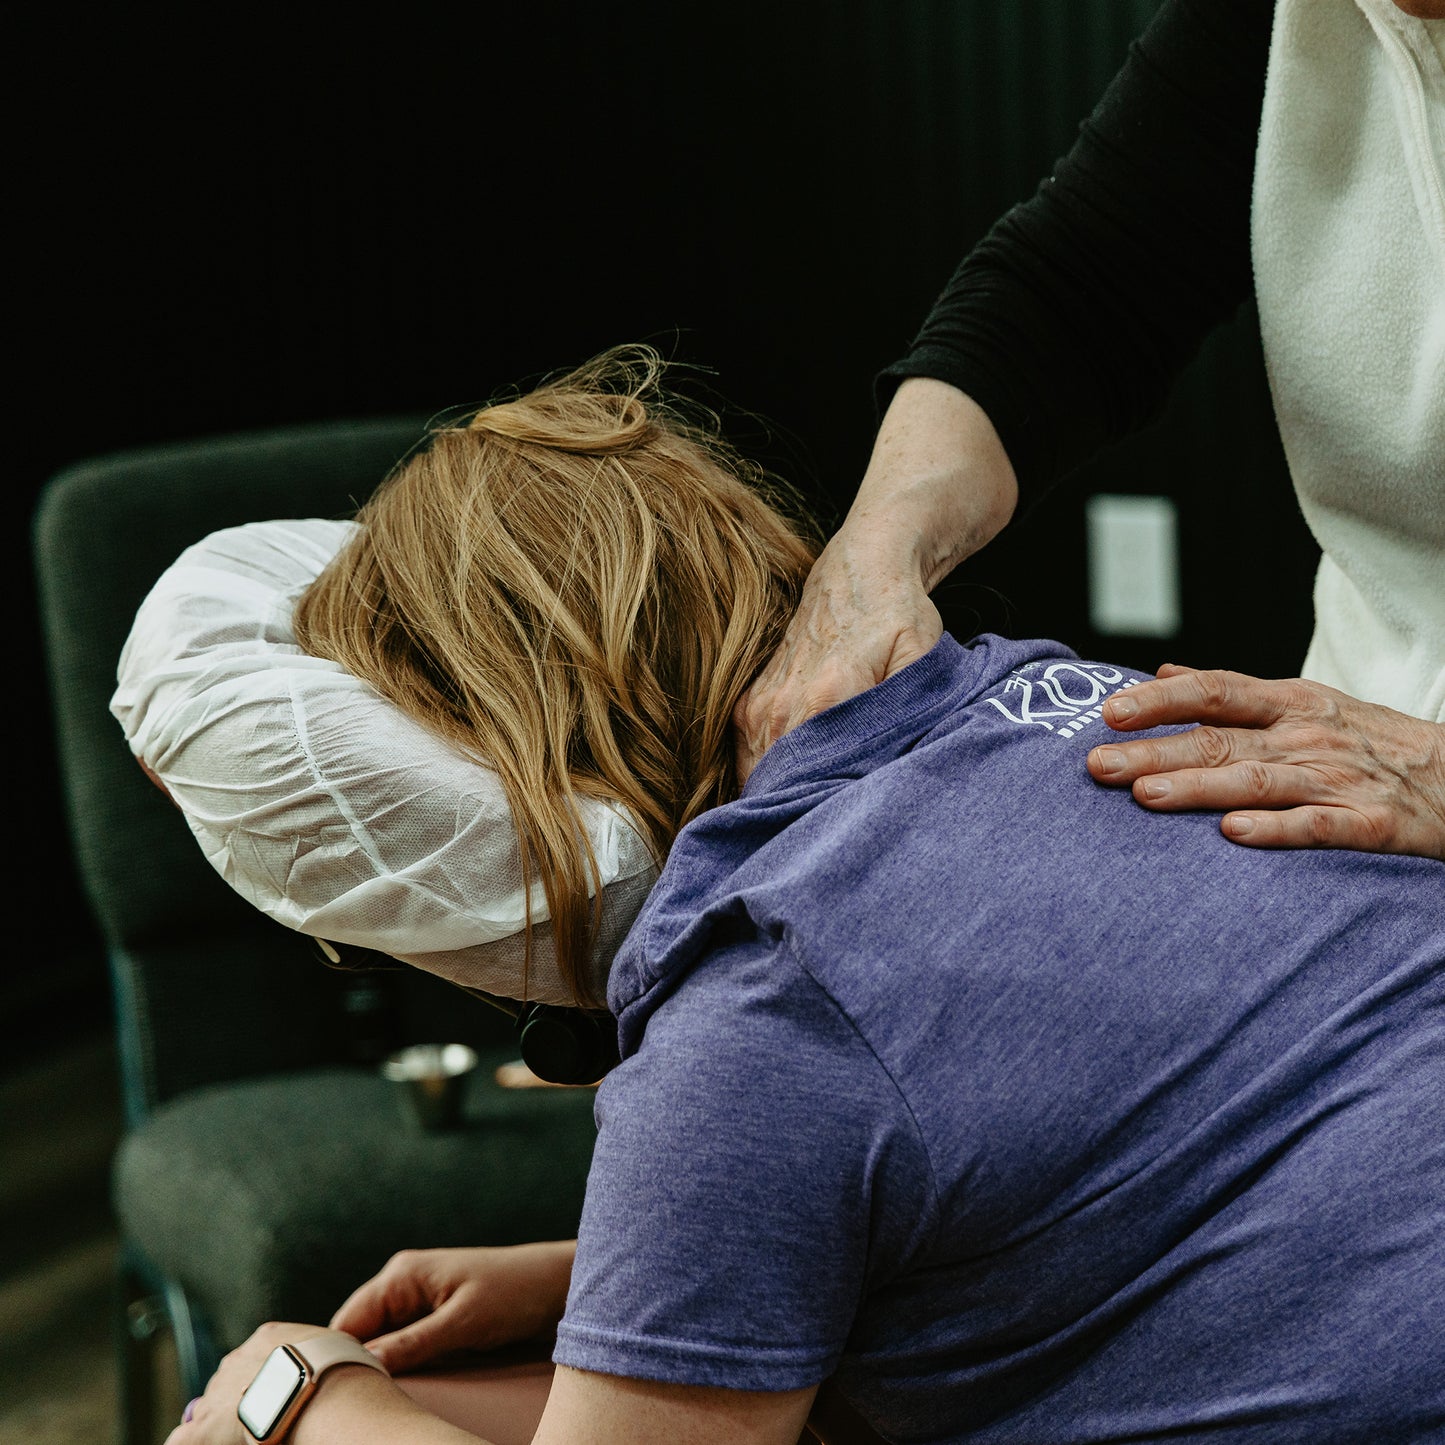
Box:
294;345;819;1007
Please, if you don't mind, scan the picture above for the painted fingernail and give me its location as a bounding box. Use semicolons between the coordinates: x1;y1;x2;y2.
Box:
1107;697;1138;721
1226;816;1255;837
1093;747;1125;775
1140;777;1171;800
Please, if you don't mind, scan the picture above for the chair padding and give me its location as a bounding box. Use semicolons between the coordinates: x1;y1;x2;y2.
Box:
114;1054;597;1348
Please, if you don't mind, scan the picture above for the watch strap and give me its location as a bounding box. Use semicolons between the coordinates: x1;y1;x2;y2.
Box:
291;1332;391;1380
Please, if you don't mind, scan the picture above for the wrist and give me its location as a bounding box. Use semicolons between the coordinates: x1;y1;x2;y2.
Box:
841;481;980;594
235;1330;391;1444
857;378;1017;591
288;1366;417;1445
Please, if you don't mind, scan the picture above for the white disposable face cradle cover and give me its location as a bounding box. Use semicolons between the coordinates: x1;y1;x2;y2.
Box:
110;518;659;1006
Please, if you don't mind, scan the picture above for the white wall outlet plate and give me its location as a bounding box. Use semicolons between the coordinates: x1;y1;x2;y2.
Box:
1085;493;1181;638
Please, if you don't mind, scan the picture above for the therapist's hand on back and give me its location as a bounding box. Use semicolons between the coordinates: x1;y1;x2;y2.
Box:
1088;665;1445;861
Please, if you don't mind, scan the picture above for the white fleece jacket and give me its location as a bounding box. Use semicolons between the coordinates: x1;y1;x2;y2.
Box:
1253;0;1445;721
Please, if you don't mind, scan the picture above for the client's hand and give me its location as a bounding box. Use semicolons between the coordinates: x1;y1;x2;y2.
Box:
329;1240;578;1375
1087;665;1445;860
733;529;942;786
166;1322;397;1445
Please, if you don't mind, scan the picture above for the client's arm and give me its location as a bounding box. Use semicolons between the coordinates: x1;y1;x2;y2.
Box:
536;1368;815;1444
168;1248;817;1445
331;1241;820;1443
171;1327;814;1445
330;1241;578;1373
168;1326;479;1444
331;1244;817;1443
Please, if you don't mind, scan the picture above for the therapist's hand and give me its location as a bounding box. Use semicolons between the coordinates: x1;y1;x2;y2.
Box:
1087;664;1445;860
734;378;1017;787
329;1241;577;1374
732;529;942;786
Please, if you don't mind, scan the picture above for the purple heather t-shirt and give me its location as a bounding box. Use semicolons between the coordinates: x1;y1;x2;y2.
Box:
553;634;1445;1442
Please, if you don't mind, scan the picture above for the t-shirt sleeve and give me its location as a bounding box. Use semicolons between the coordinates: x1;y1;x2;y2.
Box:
554;934;938;1392
877;0;1274;505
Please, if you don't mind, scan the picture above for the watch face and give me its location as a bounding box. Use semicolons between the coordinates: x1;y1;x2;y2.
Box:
238;1346;306;1439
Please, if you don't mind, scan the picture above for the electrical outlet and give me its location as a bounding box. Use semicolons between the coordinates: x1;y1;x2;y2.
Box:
1085;494;1181;638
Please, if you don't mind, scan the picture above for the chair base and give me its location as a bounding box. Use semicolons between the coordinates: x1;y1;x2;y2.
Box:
116;1245;219;1445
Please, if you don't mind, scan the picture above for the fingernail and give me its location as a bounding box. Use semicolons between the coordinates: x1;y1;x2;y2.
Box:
1140;777;1171;800
1226;816;1255;837
1093;747;1125;775
1107;697;1138;722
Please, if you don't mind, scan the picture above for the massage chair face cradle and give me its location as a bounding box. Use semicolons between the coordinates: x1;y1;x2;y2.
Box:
114;520;652;1091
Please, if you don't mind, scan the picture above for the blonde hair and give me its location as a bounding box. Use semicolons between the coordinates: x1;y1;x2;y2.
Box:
294;346;819;1007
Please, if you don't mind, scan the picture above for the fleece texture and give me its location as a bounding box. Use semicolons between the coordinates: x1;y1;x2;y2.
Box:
1253;0;1445;719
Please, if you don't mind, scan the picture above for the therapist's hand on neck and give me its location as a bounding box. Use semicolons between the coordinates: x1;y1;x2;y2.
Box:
1088;666;1445;861
733;378;1016;786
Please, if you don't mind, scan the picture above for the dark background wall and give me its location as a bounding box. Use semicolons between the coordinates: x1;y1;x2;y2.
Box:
14;2;1317;1056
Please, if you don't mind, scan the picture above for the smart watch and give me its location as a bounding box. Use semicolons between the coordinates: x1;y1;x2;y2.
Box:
236;1332;389;1442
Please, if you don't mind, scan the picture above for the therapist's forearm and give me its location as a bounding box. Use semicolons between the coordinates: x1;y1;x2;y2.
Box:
849;377;1018;592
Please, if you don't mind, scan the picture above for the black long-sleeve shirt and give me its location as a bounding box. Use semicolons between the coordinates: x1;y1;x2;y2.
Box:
878;0;1277;504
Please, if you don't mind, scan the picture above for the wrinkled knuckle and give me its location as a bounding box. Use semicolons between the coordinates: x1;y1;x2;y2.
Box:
1237;760;1275;802
1293;678;1332;719
1194;727;1234;768
1197;671;1232;710
1306;809;1339;847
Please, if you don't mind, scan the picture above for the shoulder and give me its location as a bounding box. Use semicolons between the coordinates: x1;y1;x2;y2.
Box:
605;930;919;1151
562;933;938;1392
